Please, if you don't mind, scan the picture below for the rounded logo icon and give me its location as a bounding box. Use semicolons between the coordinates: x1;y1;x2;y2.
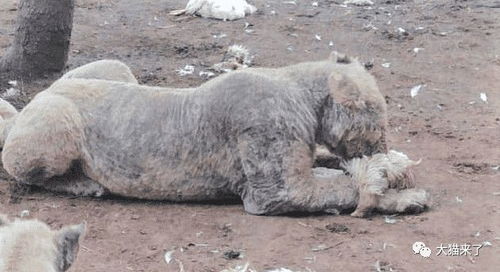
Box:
412;241;426;254
419;247;432;258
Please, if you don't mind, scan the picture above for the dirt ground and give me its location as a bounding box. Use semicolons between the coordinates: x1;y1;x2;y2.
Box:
0;0;499;271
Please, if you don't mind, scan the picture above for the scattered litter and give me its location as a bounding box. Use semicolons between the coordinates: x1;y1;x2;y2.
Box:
187;242;209;247
176;65;195;76
439;32;447;36
374;260;393;272
213;33;228;39
325;223;350;233
363;22;378;31
312;2;319;7
455;196;463;203
382;243;395;251
199;71;215;78
304;256;316;263
328;41;334;47
473;231;481;237
19;210;29;217
176;259;185;272
7;80;17;86
172;0;257;21
384;215;398;224
220;263;253;272
491;165;499;171
381;62;391;68
410;84;423;98
298;221;311;228
397;27;407;35
164;250;175;264
223;249;242;259
413;47;424;54
344;0;374;6
270;10;277;15
283;1;297;5
483;241;492;247
315;34;322;41
2;87;21;99
480;93;488;103
266;269;295;272
287;45;294;51
311;244;332;251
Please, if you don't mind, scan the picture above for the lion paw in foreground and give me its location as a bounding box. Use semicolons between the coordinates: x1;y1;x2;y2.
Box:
1;53;429;215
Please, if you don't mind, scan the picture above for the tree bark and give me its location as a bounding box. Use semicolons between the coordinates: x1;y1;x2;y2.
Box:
0;0;74;79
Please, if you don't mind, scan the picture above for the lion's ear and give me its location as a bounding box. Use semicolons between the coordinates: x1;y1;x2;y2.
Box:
328;71;363;109
328;51;351;64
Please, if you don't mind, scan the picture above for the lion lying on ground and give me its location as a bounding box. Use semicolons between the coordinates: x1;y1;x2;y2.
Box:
0;53;429;216
0;215;85;272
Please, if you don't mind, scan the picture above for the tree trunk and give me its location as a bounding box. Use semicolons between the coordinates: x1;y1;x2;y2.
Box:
0;0;74;79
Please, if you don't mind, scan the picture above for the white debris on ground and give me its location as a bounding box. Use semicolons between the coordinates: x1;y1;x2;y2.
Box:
384;215;398;224
410;84;423;98
20;210;30;217
311;244;332;252
199;71;215;78
211;44;253;73
164;250;175;264
220;263;297;272
381;62;391;68
397;27;407;35
176;65;195;76
172;0;257;21
7;80;17;86
2;87;21;99
220;263;254;272
455;196;463;203
413;47;424;54
480;92;488;103
315;34;321;41
213;33;228;39
344;0;374;6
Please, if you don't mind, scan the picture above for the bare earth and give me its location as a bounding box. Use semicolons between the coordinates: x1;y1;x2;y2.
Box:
0;0;499;271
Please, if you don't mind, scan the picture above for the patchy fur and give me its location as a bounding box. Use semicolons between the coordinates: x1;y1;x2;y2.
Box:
0;215;85;272
0;60;137;149
1;53;429;215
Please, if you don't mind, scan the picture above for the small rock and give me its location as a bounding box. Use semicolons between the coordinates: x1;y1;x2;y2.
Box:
325;223;350;233
223;249;241;260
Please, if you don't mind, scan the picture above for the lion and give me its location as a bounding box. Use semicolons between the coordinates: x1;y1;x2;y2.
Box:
0;214;85;272
1;53;429;215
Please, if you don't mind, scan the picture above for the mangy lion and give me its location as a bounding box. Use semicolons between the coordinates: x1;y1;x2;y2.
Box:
0;53;429;216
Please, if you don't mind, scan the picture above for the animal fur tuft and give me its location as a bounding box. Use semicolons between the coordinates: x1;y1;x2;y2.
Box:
212;44;253;72
342;150;421;217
